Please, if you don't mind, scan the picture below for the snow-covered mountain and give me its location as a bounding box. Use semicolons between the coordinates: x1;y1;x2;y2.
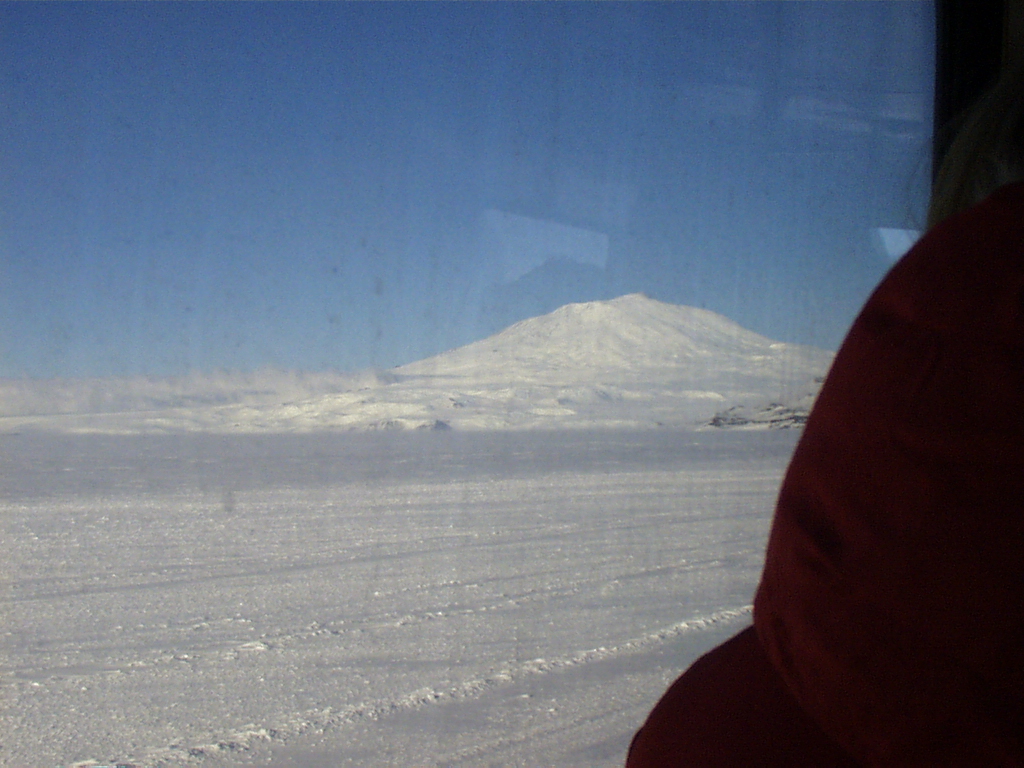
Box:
0;294;833;433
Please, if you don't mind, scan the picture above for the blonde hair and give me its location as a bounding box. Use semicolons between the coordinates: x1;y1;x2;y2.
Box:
928;60;1024;229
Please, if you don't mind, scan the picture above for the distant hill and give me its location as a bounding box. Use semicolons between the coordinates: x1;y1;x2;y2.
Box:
0;294;833;434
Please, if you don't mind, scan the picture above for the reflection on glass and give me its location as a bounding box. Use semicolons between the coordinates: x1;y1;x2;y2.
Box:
0;3;934;766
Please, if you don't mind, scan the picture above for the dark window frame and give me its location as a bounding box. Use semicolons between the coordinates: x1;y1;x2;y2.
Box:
933;0;1021;175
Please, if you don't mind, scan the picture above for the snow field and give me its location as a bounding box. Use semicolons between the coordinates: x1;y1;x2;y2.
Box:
0;429;798;767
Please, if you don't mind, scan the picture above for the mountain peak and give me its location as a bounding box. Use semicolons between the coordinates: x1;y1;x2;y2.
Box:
400;293;794;378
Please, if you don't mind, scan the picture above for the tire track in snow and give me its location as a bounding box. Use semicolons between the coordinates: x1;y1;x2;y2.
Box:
126;605;752;767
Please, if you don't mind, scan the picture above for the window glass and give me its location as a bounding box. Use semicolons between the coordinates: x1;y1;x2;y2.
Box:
0;3;933;766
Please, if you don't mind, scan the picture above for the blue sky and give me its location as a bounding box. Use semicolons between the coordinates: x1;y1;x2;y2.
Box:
1;2;934;379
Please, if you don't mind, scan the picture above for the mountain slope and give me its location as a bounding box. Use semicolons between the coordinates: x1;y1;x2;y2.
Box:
1;295;833;433
401;293;823;380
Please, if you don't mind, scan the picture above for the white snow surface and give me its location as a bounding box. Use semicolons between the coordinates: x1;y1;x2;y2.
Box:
0;294;832;434
0;428;798;767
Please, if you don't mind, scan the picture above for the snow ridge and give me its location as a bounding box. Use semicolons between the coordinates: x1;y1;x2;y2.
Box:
68;606;752;768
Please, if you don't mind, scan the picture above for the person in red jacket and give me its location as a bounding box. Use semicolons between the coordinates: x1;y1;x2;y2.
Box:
628;64;1024;766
